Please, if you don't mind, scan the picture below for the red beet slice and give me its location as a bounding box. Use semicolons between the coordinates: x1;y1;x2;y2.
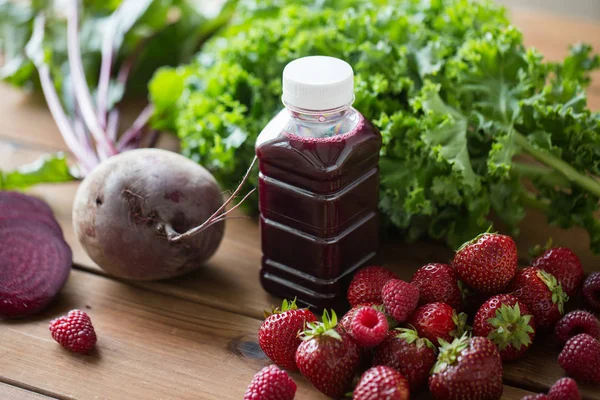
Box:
0;208;63;236
0;191;55;217
0;219;72;318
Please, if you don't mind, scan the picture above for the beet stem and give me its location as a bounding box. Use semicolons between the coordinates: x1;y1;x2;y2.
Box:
97;26;115;129
107;109;120;142
67;0;118;158
167;156;257;242
117;104;154;151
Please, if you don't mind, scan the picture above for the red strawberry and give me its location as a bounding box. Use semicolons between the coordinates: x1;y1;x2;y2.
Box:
348;266;399;307
372;328;436;390
258;298;317;370
521;395;548;400
532;247;583;297
429;335;503;400
349;306;389;348
558;333;600;383
381;279;420;323
583;272;600;312
49;309;97;354
353;366;410;400
510;267;568;329
243;365;296;400
295;310;361;398
453;233;517;294
547;377;580;400
473;294;536;361
411;263;464;310
407;302;469;347
555;310;600;344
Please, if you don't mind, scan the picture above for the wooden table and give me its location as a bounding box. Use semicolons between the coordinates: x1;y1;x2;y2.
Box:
1;7;600;400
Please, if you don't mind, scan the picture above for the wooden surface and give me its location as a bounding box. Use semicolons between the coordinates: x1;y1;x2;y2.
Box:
1;7;600;400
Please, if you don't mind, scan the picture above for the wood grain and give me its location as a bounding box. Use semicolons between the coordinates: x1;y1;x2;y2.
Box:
0;382;55;400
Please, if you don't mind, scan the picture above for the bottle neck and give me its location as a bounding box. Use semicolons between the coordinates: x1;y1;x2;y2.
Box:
283;100;356;138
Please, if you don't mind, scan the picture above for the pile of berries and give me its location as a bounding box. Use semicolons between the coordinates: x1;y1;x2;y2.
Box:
245;233;600;399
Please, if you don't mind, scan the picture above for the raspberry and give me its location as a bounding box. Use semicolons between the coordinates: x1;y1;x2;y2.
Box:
547;377;580;400
353;366;409;400
340;303;379;333
347;266;398;307
381;279;419;323
243;365;296;400
349;306;389;348
558;333;600;383
555;310;600;345
583;272;600;312
49;309;97;354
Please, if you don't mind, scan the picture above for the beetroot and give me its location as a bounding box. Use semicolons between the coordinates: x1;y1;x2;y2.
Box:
0;219;72;318
0;191;55;217
72;149;227;280
0;208;63;236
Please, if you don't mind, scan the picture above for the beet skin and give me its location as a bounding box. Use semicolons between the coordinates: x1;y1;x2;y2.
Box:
72;149;225;280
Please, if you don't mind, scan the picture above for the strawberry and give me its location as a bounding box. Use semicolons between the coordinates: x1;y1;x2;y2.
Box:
429;335;503;400
547;377;580;400
453;233;517;294
532;246;583;297
583;272;600;312
381;279;420;323
410;263;464;310
295;310;361;398
348;266;399;307
243;365;296;400
407;302;469;347
555;310;600;344
49;309;97;354
372;327;437;390
258;298;317;371
473;294;536;361
349;306;389;348
510;267;568;329
353;366;410;400
558;333;600;384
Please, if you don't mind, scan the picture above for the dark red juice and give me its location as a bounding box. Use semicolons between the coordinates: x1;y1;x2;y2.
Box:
256;113;382;310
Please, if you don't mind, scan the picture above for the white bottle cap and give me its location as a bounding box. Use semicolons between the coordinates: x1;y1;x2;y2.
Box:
282;56;354;111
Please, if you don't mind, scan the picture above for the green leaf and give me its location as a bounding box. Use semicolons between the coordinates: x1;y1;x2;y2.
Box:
0;153;75;190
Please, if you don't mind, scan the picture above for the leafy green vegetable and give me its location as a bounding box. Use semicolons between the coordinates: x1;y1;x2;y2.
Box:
1;153;74;190
150;0;600;251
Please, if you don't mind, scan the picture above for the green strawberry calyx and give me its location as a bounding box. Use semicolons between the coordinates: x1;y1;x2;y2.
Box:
529;238;553;259
299;309;342;341
537;270;569;314
433;333;470;374
455;228;496;253
450;311;471;338
395;327;436;351
487;303;535;351
263;297;299;318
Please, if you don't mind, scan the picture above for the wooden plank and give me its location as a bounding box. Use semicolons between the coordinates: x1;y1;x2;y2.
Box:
0;269;330;400
0;382;55;400
0;269;534;400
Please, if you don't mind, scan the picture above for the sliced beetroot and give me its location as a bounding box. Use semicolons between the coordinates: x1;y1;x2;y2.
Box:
0;208;63;236
0;191;55;217
0;219;72;318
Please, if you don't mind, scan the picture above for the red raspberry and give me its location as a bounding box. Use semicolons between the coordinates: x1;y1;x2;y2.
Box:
547;377;580;400
49;309;97;354
558;333;600;383
349;306;389;348
348;266;398;307
555;310;600;345
381;279;419;323
521;395;548;400
340;303;379;333
243;365;296;400
583;272;600;312
353;366;410;400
